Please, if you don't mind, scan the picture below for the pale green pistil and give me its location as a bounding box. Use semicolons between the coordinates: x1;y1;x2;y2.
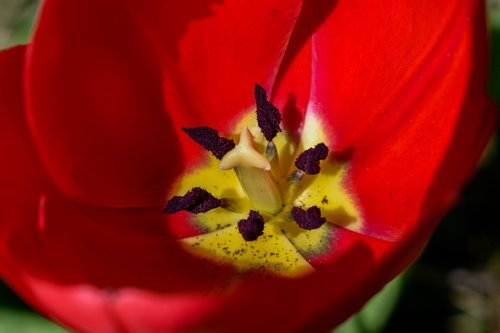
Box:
219;127;283;214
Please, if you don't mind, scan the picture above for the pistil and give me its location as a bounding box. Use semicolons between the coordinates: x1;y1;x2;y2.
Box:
220;127;283;214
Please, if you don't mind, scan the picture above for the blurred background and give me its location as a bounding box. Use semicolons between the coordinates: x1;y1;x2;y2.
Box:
0;1;499;332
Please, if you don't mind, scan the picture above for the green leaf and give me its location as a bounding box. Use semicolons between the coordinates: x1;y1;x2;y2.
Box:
489;1;500;30
0;308;68;333
11;1;40;45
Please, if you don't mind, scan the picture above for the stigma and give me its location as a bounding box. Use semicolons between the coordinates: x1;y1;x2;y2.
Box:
164;84;362;276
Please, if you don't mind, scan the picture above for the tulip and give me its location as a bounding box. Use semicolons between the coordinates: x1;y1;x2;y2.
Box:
0;0;496;332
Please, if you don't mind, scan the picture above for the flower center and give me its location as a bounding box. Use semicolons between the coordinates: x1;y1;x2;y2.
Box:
165;84;362;277
219;126;283;214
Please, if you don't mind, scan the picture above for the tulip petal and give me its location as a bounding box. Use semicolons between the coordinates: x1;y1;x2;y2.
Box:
114;290;218;333
2;184;421;333
176;227;421;333
25;0;183;207
121;0;304;126
0;45;48;241
0;273;121;333
56;226;413;333
282;0;496;240
25;0;305;207
0;47;116;332
0;46;232;330
1;188;241;332
121;0;305;166
271;0;337;136
0;46;122;333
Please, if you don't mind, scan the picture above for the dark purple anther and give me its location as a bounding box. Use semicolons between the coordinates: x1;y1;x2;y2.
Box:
291;206;326;230
294;143;329;175
254;84;281;141
182;126;235;160
164;187;221;214
237;210;265;241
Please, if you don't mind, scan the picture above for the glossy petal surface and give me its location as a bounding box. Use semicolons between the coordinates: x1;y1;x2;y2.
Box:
26;0;304;207
275;0;496;241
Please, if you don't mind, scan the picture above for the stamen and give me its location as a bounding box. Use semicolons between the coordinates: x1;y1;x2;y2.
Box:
284;170;306;205
265;140;281;180
290;169;305;183
294;143;329;175
254;84;281;141
291;206;326;230
238;210;265;241
164;187;221;214
182;127;235;160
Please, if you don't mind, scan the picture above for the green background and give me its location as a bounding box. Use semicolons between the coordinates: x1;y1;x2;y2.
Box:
0;1;499;332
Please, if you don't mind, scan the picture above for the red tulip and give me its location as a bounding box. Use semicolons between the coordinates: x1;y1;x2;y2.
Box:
0;0;496;332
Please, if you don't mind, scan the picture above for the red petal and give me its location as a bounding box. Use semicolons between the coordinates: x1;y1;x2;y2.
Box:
26;0;183;207
271;1;338;136
0;46;48;239
0;272;120;333
121;0;304;164
122;0;303;125
186;228;421;333
2;187;420;333
26;0;305;207
2;187;240;332
0;46;119;332
296;0;495;240
114;291;217;333
10;189;236;289
0;46;229;329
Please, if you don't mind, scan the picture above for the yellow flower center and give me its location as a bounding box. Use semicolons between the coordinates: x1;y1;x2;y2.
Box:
168;110;362;277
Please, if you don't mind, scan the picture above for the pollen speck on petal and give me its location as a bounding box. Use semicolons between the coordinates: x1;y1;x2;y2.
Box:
165;187;221;214
182;126;235;160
